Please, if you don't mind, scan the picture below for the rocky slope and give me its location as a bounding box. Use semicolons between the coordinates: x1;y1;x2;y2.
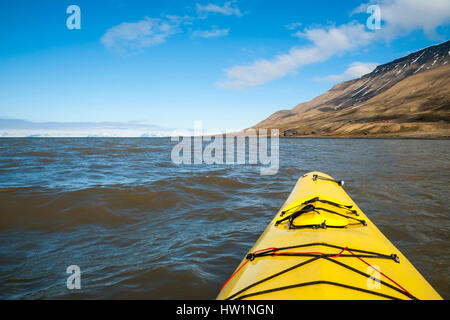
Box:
253;40;450;138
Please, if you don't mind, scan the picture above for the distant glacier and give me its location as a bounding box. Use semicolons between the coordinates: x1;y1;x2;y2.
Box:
0;118;175;137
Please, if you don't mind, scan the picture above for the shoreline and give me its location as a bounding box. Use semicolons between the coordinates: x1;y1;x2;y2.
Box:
278;135;450;140
1;135;450;140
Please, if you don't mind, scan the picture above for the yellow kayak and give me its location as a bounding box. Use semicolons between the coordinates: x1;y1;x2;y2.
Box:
217;172;442;300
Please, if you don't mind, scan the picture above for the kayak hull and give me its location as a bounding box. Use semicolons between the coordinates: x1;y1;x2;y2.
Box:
217;172;442;300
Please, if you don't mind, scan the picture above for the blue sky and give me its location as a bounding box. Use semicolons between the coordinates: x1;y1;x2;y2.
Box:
0;0;449;134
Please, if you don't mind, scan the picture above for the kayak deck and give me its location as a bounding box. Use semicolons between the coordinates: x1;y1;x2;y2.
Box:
217;172;442;300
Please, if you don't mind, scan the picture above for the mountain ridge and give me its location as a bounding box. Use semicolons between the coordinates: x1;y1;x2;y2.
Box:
253;40;450;138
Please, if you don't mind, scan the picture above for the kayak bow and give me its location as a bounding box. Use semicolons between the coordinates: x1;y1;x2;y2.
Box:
217;172;442;300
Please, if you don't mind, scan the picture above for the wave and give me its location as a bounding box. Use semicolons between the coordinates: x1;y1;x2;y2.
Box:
0;172;258;232
0;138;448;299
0;185;183;231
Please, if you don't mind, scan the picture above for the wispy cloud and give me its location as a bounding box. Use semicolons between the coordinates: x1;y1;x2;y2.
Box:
285;22;302;30
100;16;184;54
314;62;379;82
216;22;374;89
196;1;243;18
192;28;230;38
101;2;239;53
353;0;450;38
217;0;450;90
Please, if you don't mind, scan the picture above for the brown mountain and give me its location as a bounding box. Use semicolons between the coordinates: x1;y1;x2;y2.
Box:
253;40;450;138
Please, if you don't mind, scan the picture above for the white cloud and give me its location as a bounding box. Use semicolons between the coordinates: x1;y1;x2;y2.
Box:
216;22;374;89
0;119;173;137
100;3;240;53
344;61;379;77
353;0;450;38
193;28;230;38
285;22;302;30
298;22;374;53
217;0;450;90
314;62;379;82
101;17;183;54
196;1;243;18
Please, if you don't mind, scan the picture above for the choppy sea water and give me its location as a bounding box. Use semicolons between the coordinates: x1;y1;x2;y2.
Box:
0;138;448;299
